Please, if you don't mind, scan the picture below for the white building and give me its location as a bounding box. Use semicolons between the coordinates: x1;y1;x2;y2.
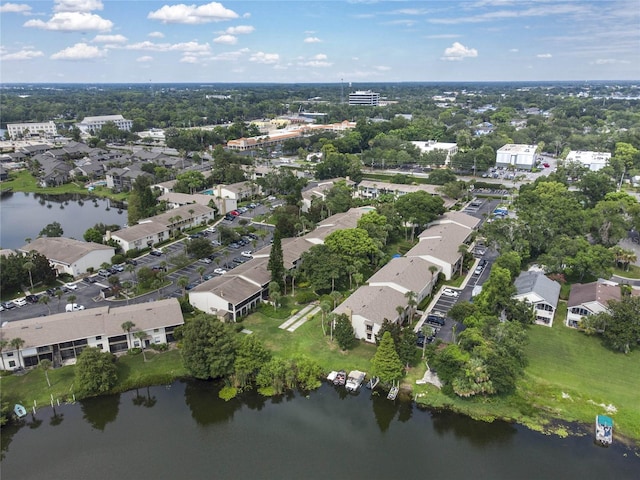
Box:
565;150;611;171
17;237;115;277
411;141;458;165
6;121;58;140
348;90;380;106
77;115;133;135
0;299;183;371
496;144;537;170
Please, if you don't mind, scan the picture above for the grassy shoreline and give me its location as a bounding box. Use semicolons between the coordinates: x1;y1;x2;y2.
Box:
3;305;639;449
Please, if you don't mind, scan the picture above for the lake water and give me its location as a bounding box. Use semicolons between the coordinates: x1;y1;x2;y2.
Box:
0;192;126;249
1;381;637;480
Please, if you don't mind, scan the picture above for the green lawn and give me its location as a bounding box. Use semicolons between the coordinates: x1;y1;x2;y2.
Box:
612;265;640;279
241;307;377;373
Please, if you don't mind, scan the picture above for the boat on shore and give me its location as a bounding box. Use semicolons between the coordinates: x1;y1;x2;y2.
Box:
595;415;613;445
345;370;366;392
13;404;27;419
333;370;346;386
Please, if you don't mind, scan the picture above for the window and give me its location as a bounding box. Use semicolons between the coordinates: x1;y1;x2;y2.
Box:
96;344;103;350
7;352;14;357
154;328;159;333
96;335;102;340
366;333;372;340
134;341;140;347
9;361;16;367
366;324;373;332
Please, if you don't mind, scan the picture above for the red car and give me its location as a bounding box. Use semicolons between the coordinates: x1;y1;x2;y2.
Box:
543;163;550;168
230;210;240;216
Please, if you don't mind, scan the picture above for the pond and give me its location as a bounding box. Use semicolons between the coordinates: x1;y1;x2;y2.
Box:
1;381;637;480
0;192;126;249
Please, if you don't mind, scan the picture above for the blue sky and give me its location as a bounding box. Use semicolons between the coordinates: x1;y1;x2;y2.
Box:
1;0;638;83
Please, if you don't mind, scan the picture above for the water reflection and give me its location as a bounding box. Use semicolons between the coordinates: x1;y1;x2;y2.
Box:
49;407;64;427
429;409;518;447
80;394;120;431
183;380;241;426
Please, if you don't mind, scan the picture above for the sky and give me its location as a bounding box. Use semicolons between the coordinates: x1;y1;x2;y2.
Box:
0;0;639;84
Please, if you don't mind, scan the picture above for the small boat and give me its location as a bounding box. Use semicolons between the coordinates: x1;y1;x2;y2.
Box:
14;404;27;418
326;371;338;383
345;370;366;392
595;415;613;445
333;370;346;386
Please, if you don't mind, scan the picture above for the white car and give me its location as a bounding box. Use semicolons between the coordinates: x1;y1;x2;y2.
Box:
13;298;27;307
200;257;212;264
241;250;253;258
213;268;227;275
441;288;459;298
65;303;85;312
65;283;78;290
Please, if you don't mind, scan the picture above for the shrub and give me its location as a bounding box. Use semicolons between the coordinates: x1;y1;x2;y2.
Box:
111;254;126;265
219;386;238;401
295;290;318;304
149;343;168;351
126;249;140;259
179;298;194;313
128;347;142;355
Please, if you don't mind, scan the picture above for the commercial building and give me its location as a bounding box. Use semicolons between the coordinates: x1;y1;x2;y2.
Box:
496;144;537;170
348;90;380;106
565;150;611;171
411;141;459;165
6;121;58;140
77;115;133;135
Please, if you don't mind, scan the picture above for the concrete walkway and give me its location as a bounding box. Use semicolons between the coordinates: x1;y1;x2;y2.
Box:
278;303;319;332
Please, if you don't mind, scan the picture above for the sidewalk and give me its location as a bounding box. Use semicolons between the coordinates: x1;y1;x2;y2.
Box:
279;303;319;332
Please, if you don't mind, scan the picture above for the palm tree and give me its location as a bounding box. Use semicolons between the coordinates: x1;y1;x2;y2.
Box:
125;263;136;283
396;305;405;324
121;321;136;349
196;266;206;283
177;276;189;297
134;331;149;362
330;290;343;309
0;339;8;370
320;300;332;336
67;294;77;308
457;244;468;275
405;290;417;322
23;261;35;292
40;359;52;387
39;295;51;315
55;289;63;311
10;338;25;369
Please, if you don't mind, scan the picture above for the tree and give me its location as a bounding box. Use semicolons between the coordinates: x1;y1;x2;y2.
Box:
83;227;104;243
474;266;515;315
75;347;117;397
395;191;445;240
357;210;389;246
578;171;616;208
319;300;332;336
134;331;149;361
324;228;379;266
197;265;206;283
334;313;357;350
39;359;52;387
121;321;136;349
267;229;285;289
371;331;404;385
39;221;63;237
178;276;190;297
9;337;25;368
182;315;236;379
0;339;8;371
269;281;282;310
23;261;35;292
233;335;272;388
187;237;214;259
595;296;640;353
404;291;417;322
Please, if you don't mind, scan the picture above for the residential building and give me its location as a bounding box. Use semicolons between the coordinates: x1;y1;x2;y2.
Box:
496;144;537;170
565;150;611;172
411;141;459;165
0;299;183;371
301;178;355;212
367;256;440;305
108;203;214;252
214;181;261;201
513;271;561;326
348;90;380;106
7;121;58;140
77;115;133;135
356;180;456;207
106;166;150;191
158;191;235;215
17;237;115;277
565;281;639;328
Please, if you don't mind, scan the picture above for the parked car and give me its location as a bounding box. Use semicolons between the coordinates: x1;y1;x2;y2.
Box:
241;250;253;258
210;240;221;246
479;259;488;267
214;268;227;275
13;298;27;307
543;162;550;168
98;269;112;277
474;265;484;275
64;283;78;290
65;303;85;312
233;256;248;264
224;214;235;221
441;288;459;298
126;259;138;266
149;249;162;256
26;294;40;303
1;301;16;310
247;233;258;240
228;243;240;249
426;313;446;326
46;288;61;296
84;276;97;284
200;257;212;264
203;274;215;281
112;264;125;273
230;210;240;216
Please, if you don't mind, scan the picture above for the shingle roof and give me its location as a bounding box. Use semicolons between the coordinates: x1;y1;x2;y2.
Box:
0;299;183;350
190;275;262;304
18;237;114;266
334;285;407;326
409;223;472;264
367;256;439;293
567;282;621;308
514;271;561;309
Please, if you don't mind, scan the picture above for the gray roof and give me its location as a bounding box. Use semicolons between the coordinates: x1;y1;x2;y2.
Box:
567;282;621;308
18;237;114;266
0;299;183;351
367;256;439;293
514;271;561;309
190;275;262;304
409;223;472;264
110;221;167;243
432;211;481;230
334;285;407;326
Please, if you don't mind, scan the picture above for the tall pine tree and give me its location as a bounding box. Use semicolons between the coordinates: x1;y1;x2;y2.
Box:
371;331;404;385
268;228;285;289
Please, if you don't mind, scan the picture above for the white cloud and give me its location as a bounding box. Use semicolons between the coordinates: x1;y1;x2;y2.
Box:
148;31;165;38
250;52;279;64
93;34;127;44
0;3;32;14
384;19;417;27
53;0;103;12
124;41;210;54
304;37;322;43
311;54;327;60
223;25;254;34
298;53;331;68
592;58;630;65
392;8;431;15
430;3;590;25
1;48;44;61
441;42;478;61
509;48;519;52
180;55;199;63
137;56;153;62
50;42;105;60
214;34;237;45
426;34;460;39
147;2;238;24
24;12;113;32
536;53;552;58
375;65;391;71
210;48;249;61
